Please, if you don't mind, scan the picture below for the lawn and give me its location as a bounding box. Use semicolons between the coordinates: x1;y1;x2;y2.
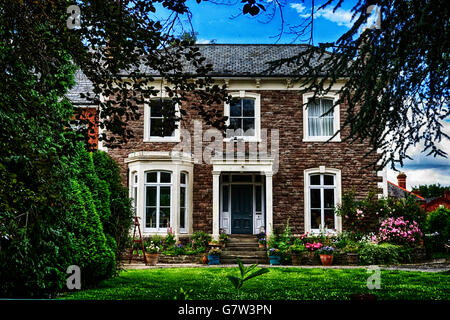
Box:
60;267;450;300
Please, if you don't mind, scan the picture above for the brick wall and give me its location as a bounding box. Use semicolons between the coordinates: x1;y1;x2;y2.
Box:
107;90;381;234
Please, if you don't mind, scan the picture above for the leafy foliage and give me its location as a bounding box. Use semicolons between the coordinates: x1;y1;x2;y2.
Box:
358;243;412;265
425;207;450;253
226;259;269;290
265;0;449;169
412;184;450;199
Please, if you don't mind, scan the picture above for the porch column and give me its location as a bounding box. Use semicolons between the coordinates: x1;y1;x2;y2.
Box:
172;167;180;241
212;171;220;240
265;172;273;237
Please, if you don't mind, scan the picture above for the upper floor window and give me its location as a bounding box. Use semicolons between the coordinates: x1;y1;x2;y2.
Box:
308;98;334;137
225;92;260;141
303;94;340;142
144;98;180;142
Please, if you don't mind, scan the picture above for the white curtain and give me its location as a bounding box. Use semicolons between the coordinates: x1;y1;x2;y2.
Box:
308;99;334;137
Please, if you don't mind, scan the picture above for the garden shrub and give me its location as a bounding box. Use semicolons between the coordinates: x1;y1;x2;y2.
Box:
372;216;423;246
424;207;450;253
67;179;115;285
92;150;133;262
190;231;211;249
359;243;412;265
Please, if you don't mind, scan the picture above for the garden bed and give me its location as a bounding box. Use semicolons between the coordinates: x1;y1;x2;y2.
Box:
158;254;202;264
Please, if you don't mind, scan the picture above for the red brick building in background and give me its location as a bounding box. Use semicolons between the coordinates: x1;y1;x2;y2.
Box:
67;44;387;240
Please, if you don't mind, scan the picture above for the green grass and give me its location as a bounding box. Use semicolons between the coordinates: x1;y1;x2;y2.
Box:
60;267;450;300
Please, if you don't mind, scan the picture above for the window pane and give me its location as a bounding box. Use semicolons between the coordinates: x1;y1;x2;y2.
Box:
134;174;138;183
243;118;255;136
222;185;229;212
180;208;185;229
180;173;186;184
180;186;186;208
242;99;255;116
146;172;157;183
146;207;157;228
310;189;321;208
324;209;335;229
159;207;170;228
324;175;334;185
255;185;262;212
160;172;171;183
308;118;321;136
324;189;335;208
230;100;241;117
322;117;334;136
308;100;321;116
150;118;163;136
311;209;321;229
229;117;241;130
150;102;163;117
146;186;157;206
310;175;320;185
254;175;262;183
160;186;171;206
222;175;229;183
232;175;252;182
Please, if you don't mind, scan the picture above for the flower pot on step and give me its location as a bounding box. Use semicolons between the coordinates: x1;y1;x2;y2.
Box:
320;254;333;266
145;253;159;266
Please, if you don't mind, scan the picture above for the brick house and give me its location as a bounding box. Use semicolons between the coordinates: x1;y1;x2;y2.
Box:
69;44;387;240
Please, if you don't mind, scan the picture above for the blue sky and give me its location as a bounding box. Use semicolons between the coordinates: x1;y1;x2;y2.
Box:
156;0;450;188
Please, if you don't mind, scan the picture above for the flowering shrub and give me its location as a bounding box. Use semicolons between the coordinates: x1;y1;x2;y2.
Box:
372;216;423;245
318;246;335;255
268;248;281;256
305;242;323;251
208;248;222;256
146;243;160;254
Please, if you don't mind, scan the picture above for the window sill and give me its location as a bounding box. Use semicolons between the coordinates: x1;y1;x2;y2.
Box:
224;137;261;143
303;137;341;143
144;137;181;143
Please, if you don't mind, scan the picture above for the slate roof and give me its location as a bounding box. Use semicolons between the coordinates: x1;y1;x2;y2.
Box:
66;69;96;105
67;44;326;104
125;44;323;77
387;181;425;201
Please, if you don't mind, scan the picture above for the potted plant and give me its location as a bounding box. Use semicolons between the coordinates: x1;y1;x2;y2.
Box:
145;242;160;266
344;243;360;265
208;239;221;249
289;243;306;265
318;246;334;266
219;233;229;248
268;248;281;265
207;248;221;265
258;237;267;248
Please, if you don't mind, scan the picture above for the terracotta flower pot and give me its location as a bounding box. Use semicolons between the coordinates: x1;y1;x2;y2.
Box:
201;254;208;264
320;254;333;266
258;243;265;248
145;253;159;266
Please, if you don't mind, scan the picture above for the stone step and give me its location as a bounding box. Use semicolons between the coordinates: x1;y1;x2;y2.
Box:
227;238;258;243
221;258;267;265
221;251;267;257
223;247;266;252
226;243;260;248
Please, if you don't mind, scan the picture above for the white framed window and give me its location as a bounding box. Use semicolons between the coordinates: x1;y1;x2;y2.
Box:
304;167;342;233
225;91;261;142
302;93;340;142
144;171;172;231
144;98;180;142
179;172;188;234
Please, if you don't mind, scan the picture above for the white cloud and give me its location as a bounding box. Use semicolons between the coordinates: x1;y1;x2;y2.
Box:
290;3;355;28
195;39;210;44
387;168;450;190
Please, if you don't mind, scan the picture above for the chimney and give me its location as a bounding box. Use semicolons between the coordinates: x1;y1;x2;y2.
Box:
397;172;407;189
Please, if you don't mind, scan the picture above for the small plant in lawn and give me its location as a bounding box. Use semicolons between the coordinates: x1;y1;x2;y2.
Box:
174;287;194;300
227;259;270;291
